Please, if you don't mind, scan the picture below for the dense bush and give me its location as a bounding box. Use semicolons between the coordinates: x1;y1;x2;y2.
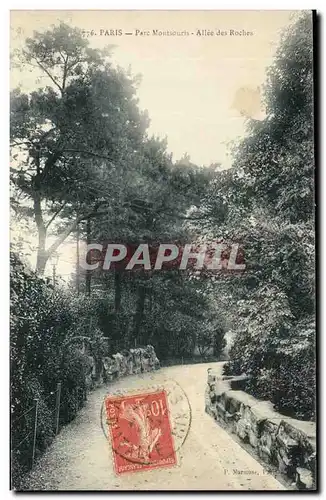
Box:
225;286;315;420
11;252;224;487
226;14;314;421
10;252;108;487
205;13;315;422
93;271;226;361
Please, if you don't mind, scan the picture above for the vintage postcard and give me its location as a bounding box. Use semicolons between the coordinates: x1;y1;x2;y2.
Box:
10;10;316;491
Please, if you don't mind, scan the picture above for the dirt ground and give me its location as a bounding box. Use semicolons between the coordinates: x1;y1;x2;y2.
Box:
21;362;286;491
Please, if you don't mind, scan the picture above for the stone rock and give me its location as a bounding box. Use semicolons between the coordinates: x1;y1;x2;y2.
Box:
235;419;250;441
296;467;314;490
257;420;278;461
277;423;300;451
124;350;134;375
306;451;316;474
141;348;151;372
113;352;127;377
230;374;250;390
145;345;160;370
276;452;289;474
102;356;119;382
101;346;160;382
85;356;96;390
207;368;216;385
227;395;242;415
130;348;142;374
205;369;316;490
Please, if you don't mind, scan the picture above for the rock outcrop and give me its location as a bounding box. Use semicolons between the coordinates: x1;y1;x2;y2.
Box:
205;368;316;490
102;345;160;383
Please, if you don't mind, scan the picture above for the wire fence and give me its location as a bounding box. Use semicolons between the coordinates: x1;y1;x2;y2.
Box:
11;382;87;478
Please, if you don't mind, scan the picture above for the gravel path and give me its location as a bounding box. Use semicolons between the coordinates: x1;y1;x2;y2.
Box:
22;363;286;491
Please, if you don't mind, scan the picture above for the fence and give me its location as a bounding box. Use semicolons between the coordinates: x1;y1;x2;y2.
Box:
11;382;86;483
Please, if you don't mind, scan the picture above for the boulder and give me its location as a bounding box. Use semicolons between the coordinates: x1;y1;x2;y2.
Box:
145;344;160;370
85;356;96;390
141;347;151;373
102;356;119;382
131;348;142;374
205;369;316;490
296;467;314;490
113;352;128;377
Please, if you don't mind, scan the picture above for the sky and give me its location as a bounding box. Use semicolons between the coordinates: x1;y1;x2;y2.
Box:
10;10;297;278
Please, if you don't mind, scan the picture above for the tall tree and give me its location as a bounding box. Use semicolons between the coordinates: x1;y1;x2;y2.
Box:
10;23;149;273
192;12;315;420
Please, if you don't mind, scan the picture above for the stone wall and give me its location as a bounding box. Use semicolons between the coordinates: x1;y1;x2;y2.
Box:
85;345;160;389
205;368;316;490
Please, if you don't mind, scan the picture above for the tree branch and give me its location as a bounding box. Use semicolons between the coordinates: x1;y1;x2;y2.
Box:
11;140;32;147
45;204;103;257
62;54;69;91
62;148;116;166
45;218;80;258
43;199;208;260
39;151;63;182
77;203;208;222
163;212;209;221
33;57;63;94
45;202;67;229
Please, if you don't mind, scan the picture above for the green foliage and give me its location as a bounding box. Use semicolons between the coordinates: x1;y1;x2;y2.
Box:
11;21;215;280
11;32;225;469
233;14;314;223
198;13;315;421
88;270;226;361
10;253;108;486
10;22;149;273
10;19;316;497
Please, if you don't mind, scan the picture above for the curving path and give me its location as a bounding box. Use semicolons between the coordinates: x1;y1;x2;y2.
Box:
22;363;286;491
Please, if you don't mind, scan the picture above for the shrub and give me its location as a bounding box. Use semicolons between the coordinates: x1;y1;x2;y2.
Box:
225;287;315;421
10;253;108;487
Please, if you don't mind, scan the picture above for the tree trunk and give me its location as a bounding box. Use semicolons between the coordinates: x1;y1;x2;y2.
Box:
76;220;80;294
33;149;49;275
34;194;48;274
36;243;47;274
133;284;146;345
85;218;91;296
114;269;122;313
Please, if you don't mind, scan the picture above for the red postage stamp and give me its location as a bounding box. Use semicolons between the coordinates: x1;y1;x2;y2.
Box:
105;390;177;474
